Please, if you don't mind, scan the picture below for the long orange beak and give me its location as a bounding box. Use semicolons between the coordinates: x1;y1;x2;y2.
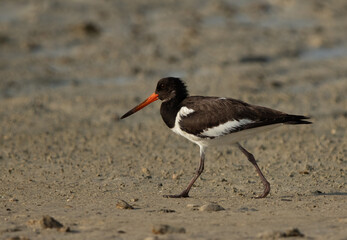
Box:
120;93;159;119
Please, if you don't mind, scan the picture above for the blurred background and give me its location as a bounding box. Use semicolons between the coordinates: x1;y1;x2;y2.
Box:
1;0;347;99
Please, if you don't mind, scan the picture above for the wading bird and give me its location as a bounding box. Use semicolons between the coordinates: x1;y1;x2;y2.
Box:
121;77;311;198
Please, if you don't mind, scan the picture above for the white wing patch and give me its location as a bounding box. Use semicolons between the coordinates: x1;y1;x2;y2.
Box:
201;119;254;138
178;106;195;117
171;107;208;147
172;107;195;136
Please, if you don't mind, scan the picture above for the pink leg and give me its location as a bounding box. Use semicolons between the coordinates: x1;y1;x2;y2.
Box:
237;143;270;198
164;147;205;198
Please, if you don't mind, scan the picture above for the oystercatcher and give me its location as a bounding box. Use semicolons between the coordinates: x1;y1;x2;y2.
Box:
120;77;311;198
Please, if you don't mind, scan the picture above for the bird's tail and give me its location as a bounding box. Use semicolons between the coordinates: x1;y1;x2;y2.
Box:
284;115;312;125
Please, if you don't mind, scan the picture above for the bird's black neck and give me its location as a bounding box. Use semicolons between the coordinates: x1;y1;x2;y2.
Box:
160;95;186;128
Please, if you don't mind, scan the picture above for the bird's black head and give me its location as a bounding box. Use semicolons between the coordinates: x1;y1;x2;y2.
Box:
120;77;188;119
155;77;189;102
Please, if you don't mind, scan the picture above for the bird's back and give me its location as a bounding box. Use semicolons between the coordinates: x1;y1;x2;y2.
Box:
178;96;310;138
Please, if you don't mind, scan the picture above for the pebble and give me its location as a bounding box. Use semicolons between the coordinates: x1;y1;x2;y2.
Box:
280;198;292;202
40;216;70;232
116;200;134;209
40;216;63;229
159;209;176;213
305;164;314;171
76;21;101;37
152;224;186;234
27;216;70;232
172;173;180;180
144;237;159;240
199;203;225;212
258;228;304;239
299;170;309;175
6;237;30;240
281;228;305;237
258;230;283;239
187;203;200;208
313;190;323;195
141;168;152;178
187;203;200;211
237;207;258;212
1;226;21;233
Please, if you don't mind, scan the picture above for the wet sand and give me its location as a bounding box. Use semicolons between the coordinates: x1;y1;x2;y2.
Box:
1;1;346;239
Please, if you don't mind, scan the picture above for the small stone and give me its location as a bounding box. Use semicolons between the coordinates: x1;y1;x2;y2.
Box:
283;228;304;237
144;237;159;240
152;224;186;234
26;219;38;227
58;226;70;232
299;170;309;175
116;200;134;209
199;203;225;212
9;198;19;202
305;164;314;171
159;209;175;213
141;167;150;174
172;173;180;180
6;237;30;240
1;226;21;233
258;230;282;239
131;198;139;202
313;190;323;195
237;207;258;212
75;22;101;37
187;204;200;208
40;216;64;229
187;203;200;211
141;168;152;178
239;55;271;63
271;81;283;88
258;228;304;239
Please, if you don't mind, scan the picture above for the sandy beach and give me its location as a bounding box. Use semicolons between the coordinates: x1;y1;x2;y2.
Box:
1;0;346;239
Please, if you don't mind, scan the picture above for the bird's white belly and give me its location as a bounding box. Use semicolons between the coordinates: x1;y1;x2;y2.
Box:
171;126;209;147
207;124;282;146
172;121;282;148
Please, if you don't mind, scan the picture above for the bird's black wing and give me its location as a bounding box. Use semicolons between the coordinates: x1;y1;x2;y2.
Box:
178;96;310;138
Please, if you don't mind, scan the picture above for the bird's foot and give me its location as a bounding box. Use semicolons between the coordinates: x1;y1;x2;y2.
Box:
163;191;189;198
253;181;271;199
253;194;267;199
